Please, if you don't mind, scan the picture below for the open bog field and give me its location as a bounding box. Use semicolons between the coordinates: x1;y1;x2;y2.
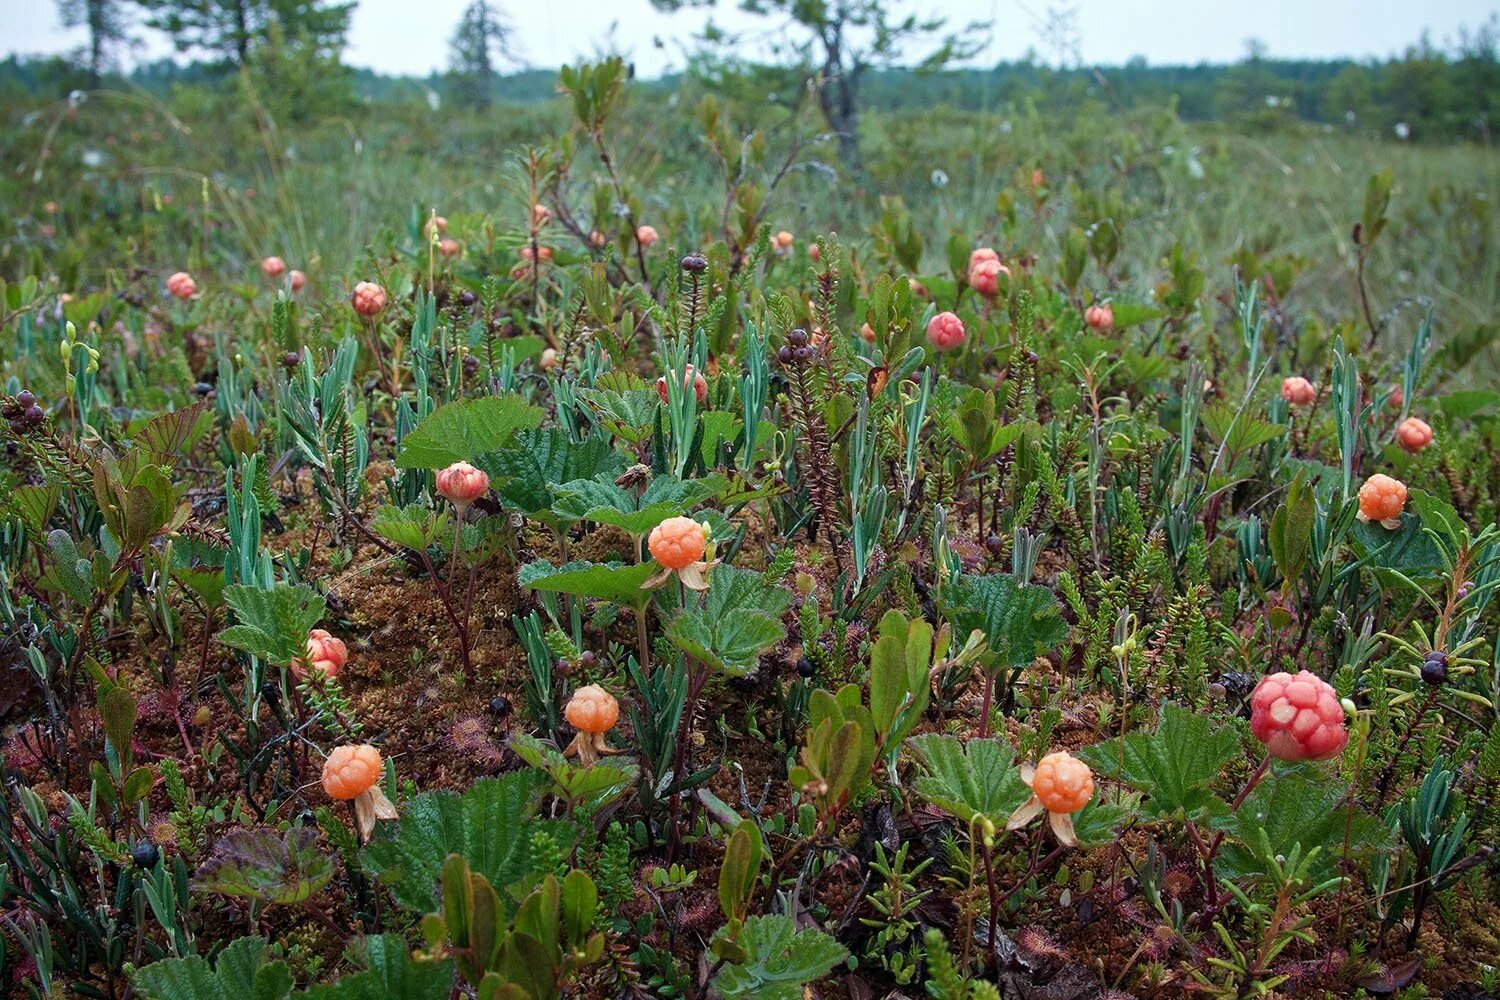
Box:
2;54;1499;1000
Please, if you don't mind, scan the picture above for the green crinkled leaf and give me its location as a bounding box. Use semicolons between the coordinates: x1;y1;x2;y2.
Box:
1350;509;1445;578
1406;489;1465;557
1071;796;1137;848
712;914;848;1000
704;564;794;620
219;583;327;668
132;935;293;1000
1201;404;1287;452
1212;769;1391;880
477;428;624;518
1078;704;1239;820
301;934;453;1000
360;772;573;914
395;394;543;469
667;608;784;677
576;385;659;445
509;732;639;812
371;503;451;551
193;827;334;906
941;574;1069;669
553;472;726;537
907;734;1032;826
519;559;658;611
663;566;791;676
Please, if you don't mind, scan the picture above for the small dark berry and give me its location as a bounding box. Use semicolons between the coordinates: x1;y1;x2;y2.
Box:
1028;351;1039;363
130;843;160;869
985;535;1003;552
462;354;479;375
16;390;35;408
282;351;301;368
787;328;809;347
24;405;45;426
777;345;793;365
489;696;512;717
192;382;214;396
1420;658;1447;686
1457;582;1473;601
579;650;597;667
458;290;477;306
681;253;708;273
796;656;815;678
792;345;814;361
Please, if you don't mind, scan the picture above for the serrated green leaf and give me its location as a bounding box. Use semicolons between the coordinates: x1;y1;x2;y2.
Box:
219;584;327;667
371;504;451;551
132;936;293;1000
907;734;1032;826
712;914;848;1000
301;933;453;1000
360;772;574;914
1350;510;1445;578
1211;769;1390;880
476;429;623;518
553;472;726;537
667;608;783;677
1078;704;1238;819
519;559;657;612
941;574;1068;669
396;395;543;469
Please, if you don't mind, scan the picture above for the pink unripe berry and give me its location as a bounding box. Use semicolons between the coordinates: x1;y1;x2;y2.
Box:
1280;376;1316;406
436;461;489;506
926;311;965;352
351;282;386;316
261;256;287;278
438;237;461;258
1250;670;1348;761
968;257;1009;298
295;628;348;680
1396;416;1432;453
289;269;307;293
968;247;999;270
637;225;659;248
166;272;197;300
1084;303;1113;331
656;365;708;404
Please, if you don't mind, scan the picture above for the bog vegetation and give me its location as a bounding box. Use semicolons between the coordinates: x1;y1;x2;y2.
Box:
2;4;1500;999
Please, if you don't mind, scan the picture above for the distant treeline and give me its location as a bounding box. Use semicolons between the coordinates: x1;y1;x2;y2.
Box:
3;30;1495;142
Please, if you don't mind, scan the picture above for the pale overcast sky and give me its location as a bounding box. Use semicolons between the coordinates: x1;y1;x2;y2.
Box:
3;0;1496;77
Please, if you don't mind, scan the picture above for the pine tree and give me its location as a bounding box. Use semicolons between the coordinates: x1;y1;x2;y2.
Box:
137;0;353;69
651;0;984;171
57;0;132;85
447;0;518;109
